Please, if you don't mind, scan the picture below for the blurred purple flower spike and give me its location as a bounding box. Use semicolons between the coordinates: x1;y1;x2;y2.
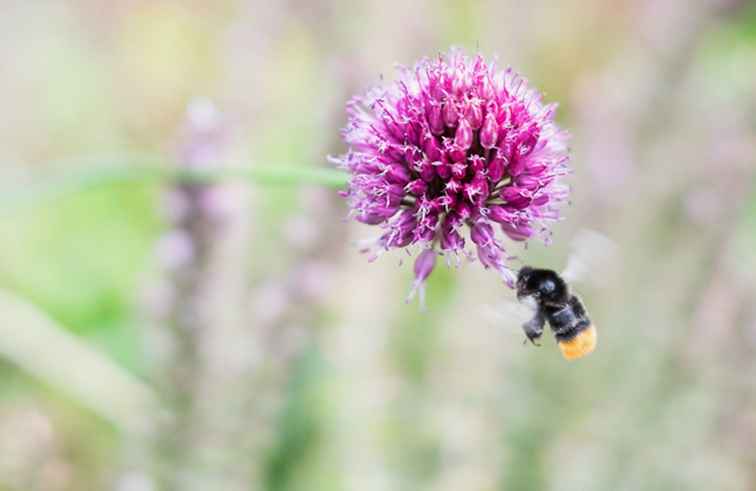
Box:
178;98;226;169
333;49;571;301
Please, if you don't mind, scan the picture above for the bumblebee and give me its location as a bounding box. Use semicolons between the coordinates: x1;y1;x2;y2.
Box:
516;266;596;360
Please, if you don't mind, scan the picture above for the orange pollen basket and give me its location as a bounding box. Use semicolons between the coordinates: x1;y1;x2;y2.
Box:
557;324;597;360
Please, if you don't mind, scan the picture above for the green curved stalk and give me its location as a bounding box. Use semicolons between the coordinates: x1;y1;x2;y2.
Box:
0;289;158;432
1;153;349;213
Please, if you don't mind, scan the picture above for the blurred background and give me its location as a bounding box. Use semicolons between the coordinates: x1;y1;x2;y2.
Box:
1;1;755;490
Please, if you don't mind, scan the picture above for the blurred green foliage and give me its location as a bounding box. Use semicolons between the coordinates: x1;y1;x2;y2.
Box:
0;183;160;372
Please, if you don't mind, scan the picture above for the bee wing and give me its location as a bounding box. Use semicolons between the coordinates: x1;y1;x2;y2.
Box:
481;299;536;332
561;229;618;285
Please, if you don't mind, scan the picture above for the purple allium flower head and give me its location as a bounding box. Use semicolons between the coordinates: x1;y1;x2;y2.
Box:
333;49;570;296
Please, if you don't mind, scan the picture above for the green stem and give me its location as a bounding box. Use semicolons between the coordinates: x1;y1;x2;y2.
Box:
1;154;349;213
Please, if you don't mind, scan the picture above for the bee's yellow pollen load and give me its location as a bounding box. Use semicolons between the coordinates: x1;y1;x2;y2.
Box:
558;324;597;360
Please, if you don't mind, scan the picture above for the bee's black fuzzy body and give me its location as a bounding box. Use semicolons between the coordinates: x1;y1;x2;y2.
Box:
515;267;593;351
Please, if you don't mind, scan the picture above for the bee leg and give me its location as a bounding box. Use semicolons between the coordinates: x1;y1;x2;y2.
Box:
522;311;545;346
523;332;542;346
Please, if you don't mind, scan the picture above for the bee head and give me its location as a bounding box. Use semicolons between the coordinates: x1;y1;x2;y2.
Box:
517;266;566;303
